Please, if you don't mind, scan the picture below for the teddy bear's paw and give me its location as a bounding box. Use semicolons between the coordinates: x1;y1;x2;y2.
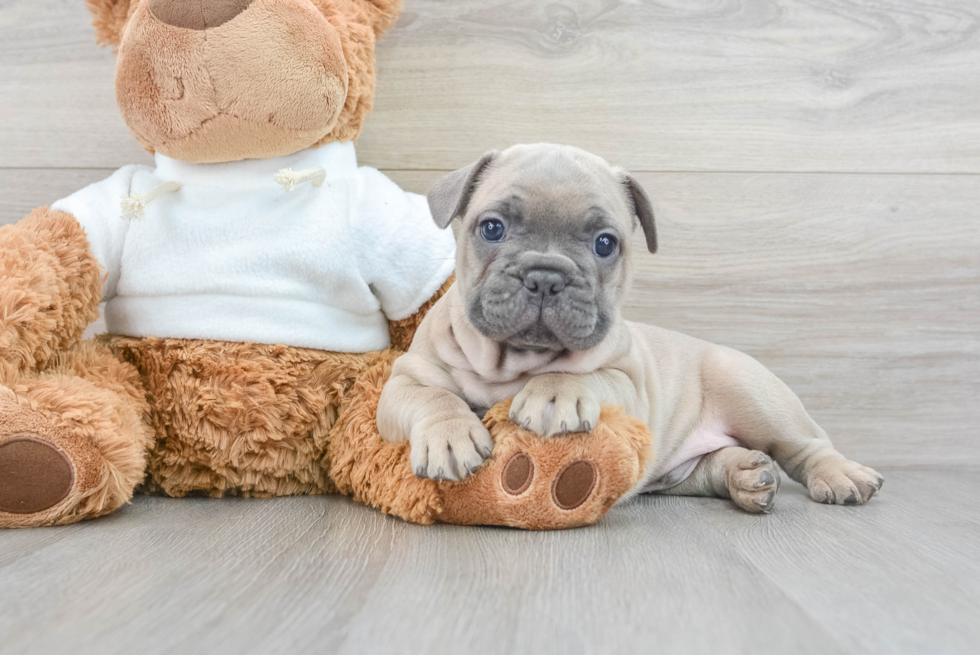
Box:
0;421;107;529
435;402;653;530
0;378;146;529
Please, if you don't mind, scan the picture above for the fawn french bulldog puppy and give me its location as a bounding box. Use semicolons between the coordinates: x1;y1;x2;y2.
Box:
377;144;882;512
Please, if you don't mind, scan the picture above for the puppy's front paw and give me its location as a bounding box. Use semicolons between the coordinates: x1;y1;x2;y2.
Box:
509;374;602;438
410;413;493;481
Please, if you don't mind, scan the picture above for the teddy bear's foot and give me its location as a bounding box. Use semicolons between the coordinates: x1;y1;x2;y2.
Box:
328;354;653;530
0;342;153;528
436;402;653;530
0;394;107;528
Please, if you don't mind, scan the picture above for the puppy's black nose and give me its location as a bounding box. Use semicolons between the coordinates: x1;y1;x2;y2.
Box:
523;269;567;296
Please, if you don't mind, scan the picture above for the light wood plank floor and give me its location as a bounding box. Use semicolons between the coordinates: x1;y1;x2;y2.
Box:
1;0;978;653
0;470;977;655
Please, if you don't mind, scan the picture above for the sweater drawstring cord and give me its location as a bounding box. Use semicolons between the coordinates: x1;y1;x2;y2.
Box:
120;181;182;220
274;167;326;191
118;164;327;220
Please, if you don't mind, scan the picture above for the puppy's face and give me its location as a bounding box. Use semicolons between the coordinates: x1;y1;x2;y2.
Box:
428;144;657;352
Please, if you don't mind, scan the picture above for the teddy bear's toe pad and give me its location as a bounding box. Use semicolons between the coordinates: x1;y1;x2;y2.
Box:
0;437;74;514
552;459;597;510
501;452;534;496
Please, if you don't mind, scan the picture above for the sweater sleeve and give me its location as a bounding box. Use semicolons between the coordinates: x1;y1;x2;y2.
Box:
353;167;457;321
51;165;140;301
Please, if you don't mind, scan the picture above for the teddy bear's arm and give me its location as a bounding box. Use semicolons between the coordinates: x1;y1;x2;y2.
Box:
351;167;456;351
0;207;102;374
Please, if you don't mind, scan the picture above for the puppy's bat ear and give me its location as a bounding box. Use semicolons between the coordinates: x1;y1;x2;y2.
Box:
622;173;658;254
427;151;499;229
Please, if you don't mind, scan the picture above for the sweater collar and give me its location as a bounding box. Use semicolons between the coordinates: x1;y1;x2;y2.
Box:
153;141;358;189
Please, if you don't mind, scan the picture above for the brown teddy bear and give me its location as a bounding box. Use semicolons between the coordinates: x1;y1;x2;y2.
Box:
0;0;651;530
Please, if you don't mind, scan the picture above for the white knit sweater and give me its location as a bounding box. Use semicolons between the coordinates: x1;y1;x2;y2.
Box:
52;142;456;352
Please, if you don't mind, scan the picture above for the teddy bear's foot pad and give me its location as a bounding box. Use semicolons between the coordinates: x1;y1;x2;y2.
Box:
0;391;120;529
0;436;74;514
551;459;598;510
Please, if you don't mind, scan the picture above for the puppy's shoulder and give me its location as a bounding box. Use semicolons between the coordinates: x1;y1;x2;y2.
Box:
408;291;454;348
627;320;699;346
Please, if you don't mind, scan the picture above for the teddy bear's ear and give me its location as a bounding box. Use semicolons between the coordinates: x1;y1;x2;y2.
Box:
356;0;403;37
84;0;135;48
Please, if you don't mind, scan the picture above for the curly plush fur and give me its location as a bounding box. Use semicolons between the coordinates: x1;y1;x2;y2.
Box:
327;350;443;523
105;336;379;497
0;208;102;374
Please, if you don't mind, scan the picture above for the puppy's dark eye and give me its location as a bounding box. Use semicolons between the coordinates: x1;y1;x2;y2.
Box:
593;233;618;258
480;219;505;242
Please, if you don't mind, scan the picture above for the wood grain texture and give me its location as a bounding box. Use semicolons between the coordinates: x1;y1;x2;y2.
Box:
6;168;976;466
364;0;980;172
0;470;976;655
2;1;979;172
0;168;114;223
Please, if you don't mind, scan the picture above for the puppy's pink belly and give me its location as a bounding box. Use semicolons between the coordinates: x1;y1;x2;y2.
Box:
639;418;743;493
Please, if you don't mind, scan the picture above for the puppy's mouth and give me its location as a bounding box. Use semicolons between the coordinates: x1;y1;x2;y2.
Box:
466;282;608;352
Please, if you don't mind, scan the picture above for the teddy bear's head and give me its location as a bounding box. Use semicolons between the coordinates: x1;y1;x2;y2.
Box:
84;0;400;163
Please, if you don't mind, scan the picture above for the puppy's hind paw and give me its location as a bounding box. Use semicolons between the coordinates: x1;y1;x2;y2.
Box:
726;450;780;514
807;458;883;505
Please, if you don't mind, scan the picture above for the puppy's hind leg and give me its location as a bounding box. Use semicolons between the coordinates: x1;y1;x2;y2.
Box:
702;347;883;506
658;447;780;513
